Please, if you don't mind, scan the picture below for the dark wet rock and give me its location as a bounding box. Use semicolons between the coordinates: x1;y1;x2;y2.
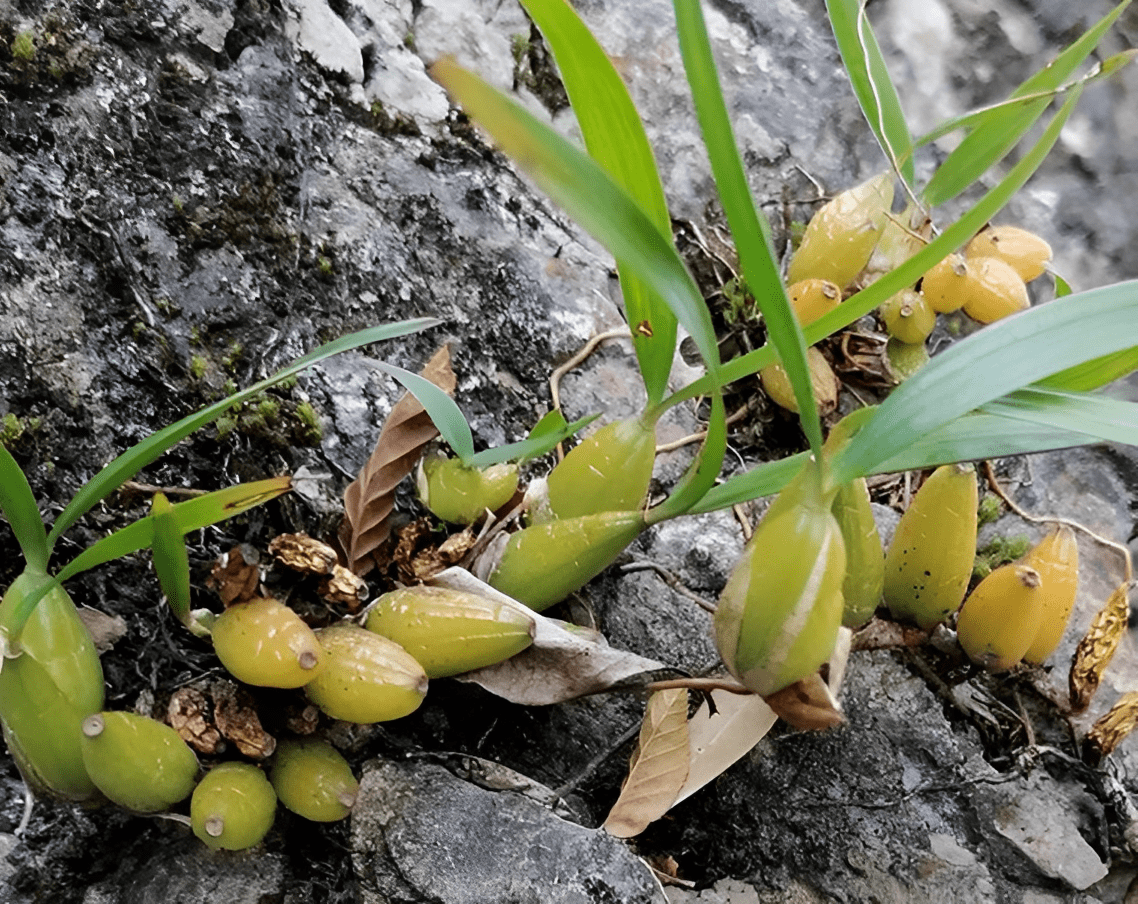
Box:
351;757;666;904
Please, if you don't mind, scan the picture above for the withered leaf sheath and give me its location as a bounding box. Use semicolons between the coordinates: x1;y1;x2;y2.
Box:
883;464;978;630
80;712;199;813
1020;525;1079;665
271;738;358;822
545;417;657;520
0;571;104;800
1070;582;1130;712
714;463;846;697
365;585;534;678
488;510;645;611
192;762;277;851
956;564;1043;671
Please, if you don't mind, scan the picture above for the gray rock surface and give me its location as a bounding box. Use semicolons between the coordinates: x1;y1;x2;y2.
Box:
1;0;1136;902
352;757;666;903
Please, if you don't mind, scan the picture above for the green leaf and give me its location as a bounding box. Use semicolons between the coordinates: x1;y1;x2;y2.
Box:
826;0;915;185
0;445;49;572
664;86;1081;408
521;0;677;404
980;387;1138;446
10;477;292;636
1054;273;1073;298
1037;346;1138;392
685;452;811;515
832;279;1138;483
371;362;475;463
46;318;438;550
922;0;1130;206
432;59;722;383
647;389;727;522
468;412;599;467
150;492;191;625
674;0;821;456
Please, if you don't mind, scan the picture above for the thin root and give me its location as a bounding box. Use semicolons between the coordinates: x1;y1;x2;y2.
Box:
548;327;631;460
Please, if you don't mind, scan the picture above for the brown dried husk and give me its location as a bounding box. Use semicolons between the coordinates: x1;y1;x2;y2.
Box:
339;346;456;575
1085;691;1138;763
1070;582;1131;712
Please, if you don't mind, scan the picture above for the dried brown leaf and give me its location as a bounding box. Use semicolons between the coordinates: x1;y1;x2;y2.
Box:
168;686;222;754
764;673;845;731
674;689;777;806
76;607;128;653
432;567;669;705
208;545;261;605
1070;582;1131;712
319;564;369;610
1085;691;1138;764
603;688;690;838
340;345;456;576
269;533;338;575
211;679;276;759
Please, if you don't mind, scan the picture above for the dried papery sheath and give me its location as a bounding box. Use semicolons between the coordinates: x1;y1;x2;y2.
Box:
1070;582;1131;712
1085;691;1138;763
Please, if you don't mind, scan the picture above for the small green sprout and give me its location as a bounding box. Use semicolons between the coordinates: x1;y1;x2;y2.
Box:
294;401;322;444
972;534;1032;581
11;31;35;63
190;355;209;380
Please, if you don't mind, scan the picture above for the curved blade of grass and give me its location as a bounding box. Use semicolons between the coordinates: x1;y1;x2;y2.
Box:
10;477;291;636
0;446;49;572
371;361;475;463
674;0;821;456
664;88;1080;408
923;0;1130;207
980;387;1138;446
432;60;722;385
826;0;914;186
832;279;1138;483
46;318;438;549
646;388;727;523
1037;346;1138;392
685;451;811;515
914;50;1137;149
469;412;598;467
869;412;1103;473
150;492;191;625
521;0;676;404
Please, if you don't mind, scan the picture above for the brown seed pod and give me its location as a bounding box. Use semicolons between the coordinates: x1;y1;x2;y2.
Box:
961;256;1030;324
965;225;1052;282
1070;582;1131;712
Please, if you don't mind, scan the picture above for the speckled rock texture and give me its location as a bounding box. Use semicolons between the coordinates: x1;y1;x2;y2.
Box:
1;0;1136;901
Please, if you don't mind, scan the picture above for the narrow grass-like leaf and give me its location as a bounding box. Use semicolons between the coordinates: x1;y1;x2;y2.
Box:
1038;346;1138;392
432;60;722;383
469;413;598;467
10;477;291;635
46;318;438;549
674;0;821;455
0;446;49;572
150;492;191;625
871;413;1103;473
371;362;475;464
685;451;811;515
826;0;914;185
922;0;1130;206
665;89;1081;408
980;387;1138;446
522;0;677;404
646;389;727;523
833;279;1138;483
1054;274;1073;298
